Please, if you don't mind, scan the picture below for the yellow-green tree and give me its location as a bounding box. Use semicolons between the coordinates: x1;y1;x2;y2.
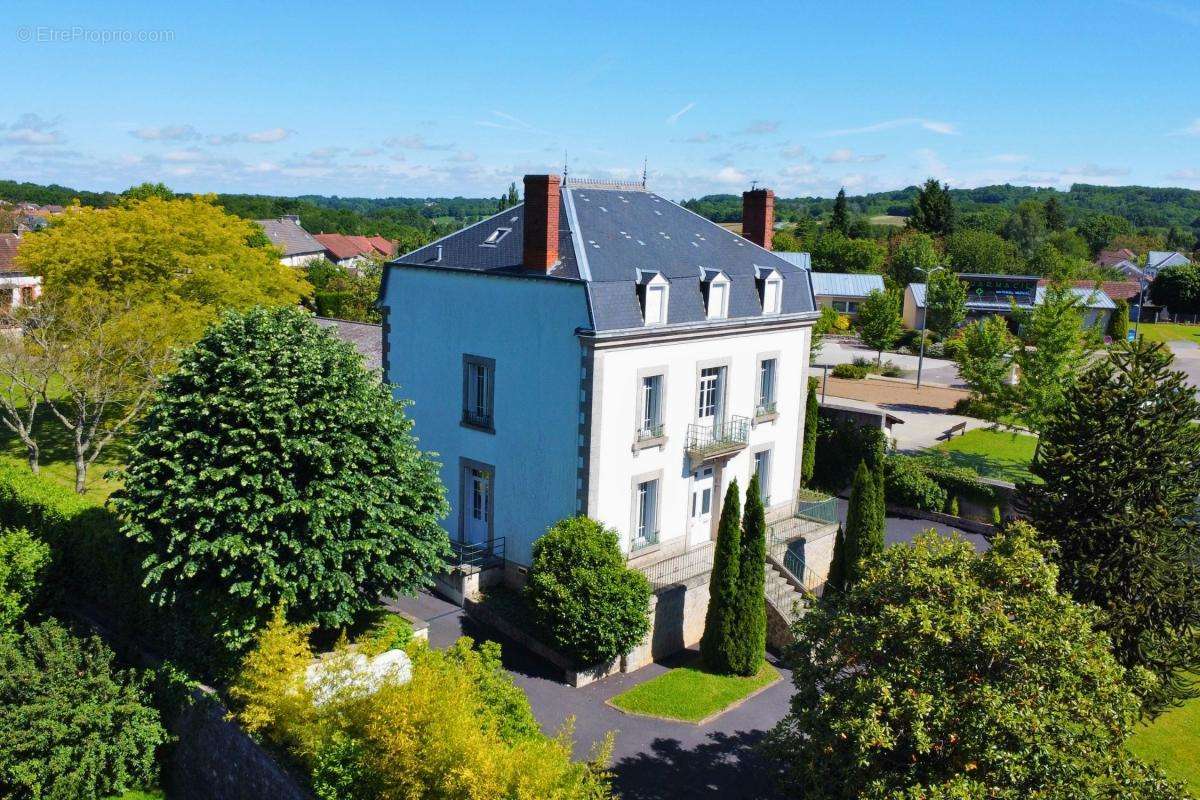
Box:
16;195;309;339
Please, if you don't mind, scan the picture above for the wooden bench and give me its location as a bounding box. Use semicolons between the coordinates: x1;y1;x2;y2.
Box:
940;421;967;440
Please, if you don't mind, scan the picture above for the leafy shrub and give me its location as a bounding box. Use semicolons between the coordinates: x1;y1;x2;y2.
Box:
812;416;887;493
314;290;355;319
833;314;851;331
526;517;652;666
831;363;868;379
883;456;948;511
0;618;167;800
878;361;903;378
0;527;49;630
233;616;613;800
115;307;450;651
357;613;413;657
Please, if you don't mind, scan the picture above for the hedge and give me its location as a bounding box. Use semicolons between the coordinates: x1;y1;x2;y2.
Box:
812;416;886;493
0;462;234;679
882;456;947;512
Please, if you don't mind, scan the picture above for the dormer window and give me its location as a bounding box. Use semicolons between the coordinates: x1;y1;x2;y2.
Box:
637;270;669;326
700;268;730;320
756;266;783;315
481;227;512;247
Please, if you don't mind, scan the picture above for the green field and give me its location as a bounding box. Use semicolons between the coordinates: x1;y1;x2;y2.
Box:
1128;680;1200;794
869;214;908;227
609;657;779;723
0;399;127;501
929;428;1039;484
1135;323;1200;347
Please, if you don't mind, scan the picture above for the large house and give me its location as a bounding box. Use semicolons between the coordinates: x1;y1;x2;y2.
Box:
314;232;396;268
256;217;327;267
381;175;829;664
0;234;44;309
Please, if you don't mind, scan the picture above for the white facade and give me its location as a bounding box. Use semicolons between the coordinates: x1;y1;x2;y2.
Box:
584;320;811;557
0;275;41;309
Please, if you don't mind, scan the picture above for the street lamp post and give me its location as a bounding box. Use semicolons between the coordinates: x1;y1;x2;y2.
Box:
915;265;945;390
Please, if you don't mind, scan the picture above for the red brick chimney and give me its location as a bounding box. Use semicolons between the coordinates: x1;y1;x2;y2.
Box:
742;188;774;250
523;174;561;273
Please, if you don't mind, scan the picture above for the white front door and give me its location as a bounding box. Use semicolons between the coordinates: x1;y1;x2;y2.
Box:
688;466;715;544
464;467;491;545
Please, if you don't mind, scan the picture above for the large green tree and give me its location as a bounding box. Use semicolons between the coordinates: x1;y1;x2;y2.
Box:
0;619;167;800
923;268;967;336
1076;212;1135;255
701;479;743;674
856;289;902;364
953;315;1015;421
764;527;1187;800
726;474;767;677
115;307;449;650
1001;199;1047;258
801;380;819;485
1044;195;1067;231
888;231;940;288
830;188;850;236
810;231;886;274
824;526;848;594
1019;339;1200;715
908;178;956;236
1151;262;1200;317
944;229;1024;274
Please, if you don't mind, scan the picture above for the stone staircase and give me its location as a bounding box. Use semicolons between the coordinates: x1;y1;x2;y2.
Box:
764;561;807;623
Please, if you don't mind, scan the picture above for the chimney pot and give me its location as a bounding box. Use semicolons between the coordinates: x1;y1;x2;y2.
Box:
742;188;775;251
523;174;561;273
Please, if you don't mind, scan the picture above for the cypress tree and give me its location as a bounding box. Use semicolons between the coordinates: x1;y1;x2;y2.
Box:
843;461;886;585
701;478;742;674
1020;339;1200;715
831;188;850;235
801;379;819;485
825;526;848;594
728;474;767;676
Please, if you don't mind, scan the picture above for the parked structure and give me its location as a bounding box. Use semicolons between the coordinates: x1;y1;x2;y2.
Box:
806;272;885;318
382;175;832;657
255;217;326;267
903;273;1116;331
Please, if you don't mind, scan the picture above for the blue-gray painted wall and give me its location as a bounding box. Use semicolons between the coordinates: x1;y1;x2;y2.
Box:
382;266;592;566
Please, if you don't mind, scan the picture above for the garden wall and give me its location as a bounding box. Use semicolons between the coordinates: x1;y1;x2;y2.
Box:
624;571;712;672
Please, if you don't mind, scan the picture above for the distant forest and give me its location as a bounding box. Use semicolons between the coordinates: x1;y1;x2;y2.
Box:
5;177;1200;253
682;183;1200;233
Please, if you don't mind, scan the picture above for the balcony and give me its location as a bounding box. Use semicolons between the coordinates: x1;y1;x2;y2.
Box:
686;415;750;463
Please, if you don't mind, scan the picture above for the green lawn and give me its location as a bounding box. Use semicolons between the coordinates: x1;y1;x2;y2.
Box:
0;400;127;501
609;657;779;723
104;790;164;800
1135;322;1200;347
1128;684;1200;794
929;428;1039;484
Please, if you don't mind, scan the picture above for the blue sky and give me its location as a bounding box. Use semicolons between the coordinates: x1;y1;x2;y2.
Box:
4;0;1198;199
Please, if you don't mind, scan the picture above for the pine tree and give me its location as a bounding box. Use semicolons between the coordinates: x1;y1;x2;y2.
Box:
1044;195;1067;231
825;526;848;594
831;188;850;236
727;474;767;676
700;478;742;674
843;461;885;585
1106;298;1130;342
1020;339;1200;715
909;178;956;236
801;379;819;485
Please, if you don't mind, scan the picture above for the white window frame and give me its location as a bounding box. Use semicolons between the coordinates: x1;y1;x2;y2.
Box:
640;374;663;438
630;471;662;551
757;267;783;315
757;357;777;416
706;274;730;320
640;273;670;326
481;227;511;247
753;448;773;507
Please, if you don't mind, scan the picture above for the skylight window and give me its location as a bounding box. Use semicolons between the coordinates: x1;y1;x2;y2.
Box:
481;227;511;247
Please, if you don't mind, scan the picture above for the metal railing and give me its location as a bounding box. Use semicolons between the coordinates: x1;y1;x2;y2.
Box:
794;490;839;525
755;401;777;417
686;415;751;460
447;537;505;569
631;529;659;552
636;423;665;442
765;568;810;624
632;540;715;590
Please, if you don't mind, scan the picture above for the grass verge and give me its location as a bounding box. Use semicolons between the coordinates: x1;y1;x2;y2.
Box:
930;428;1038;484
609;656;779;723
1127;681;1200;795
1135;323;1200;348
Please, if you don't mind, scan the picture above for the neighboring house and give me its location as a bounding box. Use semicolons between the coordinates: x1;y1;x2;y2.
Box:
0;234;43;309
805;272;885;318
381;176;824;637
256;216;327;267
1114;259;1146;281
903;273;1116;331
313;317;382;372
1144;250;1191;280
1096;248;1136;268
314;232;395;268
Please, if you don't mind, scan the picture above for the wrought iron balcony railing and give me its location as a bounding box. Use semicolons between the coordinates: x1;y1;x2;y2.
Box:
447;537;505;569
685;415;750;461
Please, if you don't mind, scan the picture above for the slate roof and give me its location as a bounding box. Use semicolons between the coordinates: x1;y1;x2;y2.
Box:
256;218;325;258
393;186;816;332
910;282;1116;310
808;272;884;298
313;317;382;372
1146;251;1191;272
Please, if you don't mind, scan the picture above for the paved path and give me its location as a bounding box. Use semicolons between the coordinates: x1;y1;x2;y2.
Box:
389;516;980;799
816;339;963;387
817;392;990;452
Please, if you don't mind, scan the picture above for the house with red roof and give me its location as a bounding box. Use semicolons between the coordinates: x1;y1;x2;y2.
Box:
314;232;396;268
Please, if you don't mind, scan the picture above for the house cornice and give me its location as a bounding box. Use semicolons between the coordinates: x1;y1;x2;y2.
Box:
578;310;818;348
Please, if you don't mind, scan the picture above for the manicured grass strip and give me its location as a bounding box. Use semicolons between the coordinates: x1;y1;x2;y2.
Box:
1127;678;1200;795
609;658;779;723
1135;323;1200;347
932;428;1039;484
104;791;164;800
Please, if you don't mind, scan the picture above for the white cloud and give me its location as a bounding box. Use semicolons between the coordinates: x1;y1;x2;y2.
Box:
163;147;206;162
741;120;780;135
986;153;1029;164
823;147;885;164
714;166;749;184
781;144;808;159
1169;118;1200;136
819;117;959;137
352;146;381;157
666;102;696;125
3;113;63;146
245;127;290;143
131;124;200;141
1060;163;1130;178
450;150;478;163
383;134;454;151
1168;168;1200;180
915;148;951;180
682;131;718;144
